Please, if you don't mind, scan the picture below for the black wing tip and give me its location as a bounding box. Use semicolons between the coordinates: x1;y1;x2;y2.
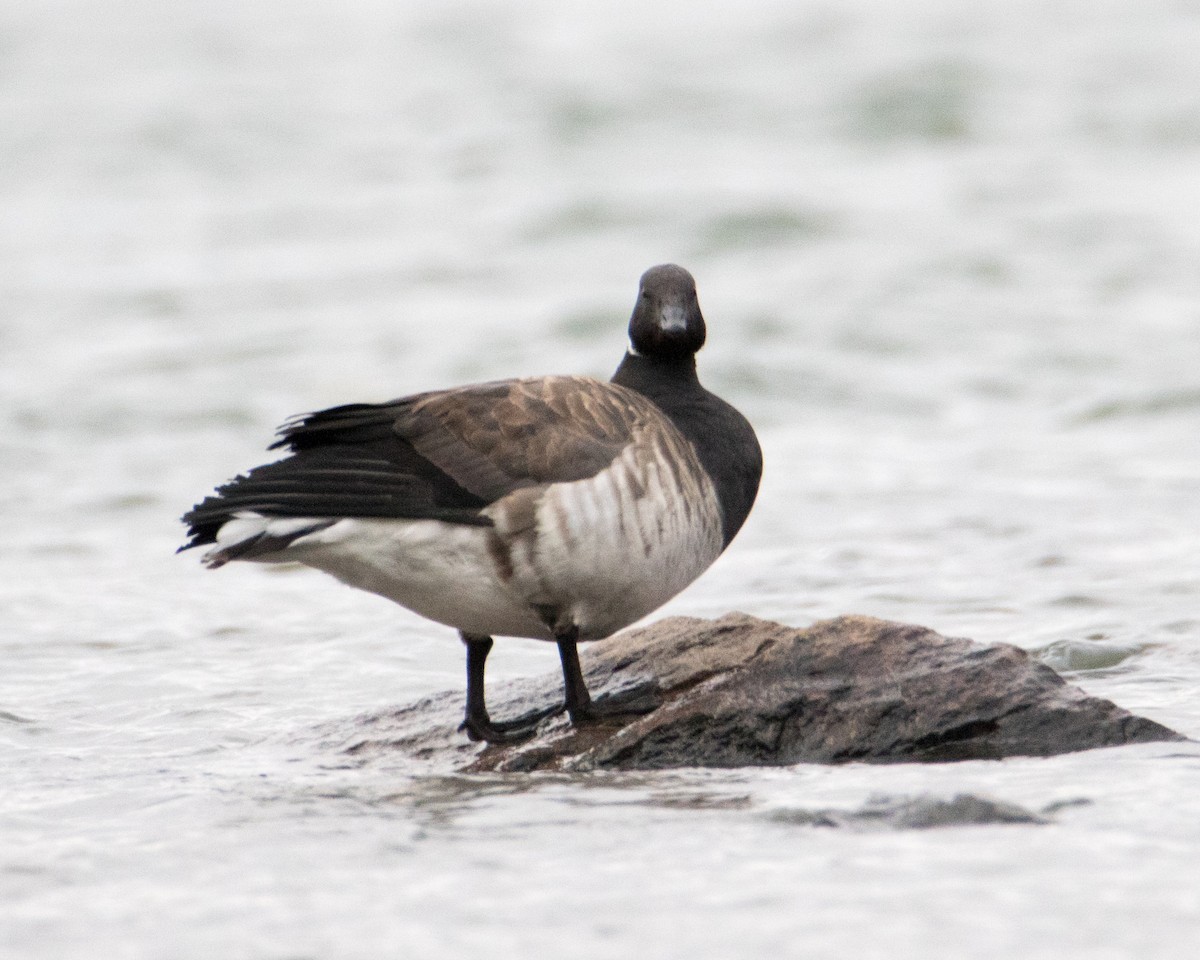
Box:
177;526;218;554
267;417;304;452
268;403;399;452
268;412;310;451
178;498;229;554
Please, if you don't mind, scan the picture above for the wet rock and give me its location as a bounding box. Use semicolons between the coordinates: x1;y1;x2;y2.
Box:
342;613;1185;773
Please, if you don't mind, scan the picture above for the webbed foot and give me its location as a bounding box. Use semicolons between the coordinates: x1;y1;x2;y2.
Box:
573;680;663;724
459;702;564;744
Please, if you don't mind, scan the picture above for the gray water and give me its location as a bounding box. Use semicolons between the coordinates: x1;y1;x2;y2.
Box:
3;1;1200;957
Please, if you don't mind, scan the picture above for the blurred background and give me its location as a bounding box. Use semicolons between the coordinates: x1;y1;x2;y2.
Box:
3;2;1199;958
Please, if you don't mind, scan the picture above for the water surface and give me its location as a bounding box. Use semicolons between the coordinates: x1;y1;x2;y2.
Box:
3;2;1200;958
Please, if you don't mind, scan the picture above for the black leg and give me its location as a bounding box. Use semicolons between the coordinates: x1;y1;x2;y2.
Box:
463;633;493;731
458;632;562;744
556;629;662;725
556;631;593;723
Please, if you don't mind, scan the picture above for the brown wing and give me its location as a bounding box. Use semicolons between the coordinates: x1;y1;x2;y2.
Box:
180;376;651;552
391;376;644;501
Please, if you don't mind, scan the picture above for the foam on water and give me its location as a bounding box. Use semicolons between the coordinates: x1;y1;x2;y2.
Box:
3;2;1200;958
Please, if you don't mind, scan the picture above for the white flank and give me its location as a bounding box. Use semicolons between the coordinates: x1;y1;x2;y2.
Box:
257;516;554;640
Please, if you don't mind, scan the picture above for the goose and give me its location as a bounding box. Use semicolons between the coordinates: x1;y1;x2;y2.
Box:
180;264;762;743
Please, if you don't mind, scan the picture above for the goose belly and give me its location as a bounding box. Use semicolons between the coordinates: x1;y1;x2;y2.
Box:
496;443;725;640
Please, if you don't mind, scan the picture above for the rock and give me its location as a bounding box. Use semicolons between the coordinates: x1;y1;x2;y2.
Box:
339;613;1185;773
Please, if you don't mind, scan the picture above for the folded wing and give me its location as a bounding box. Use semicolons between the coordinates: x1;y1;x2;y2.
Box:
180;375;642;551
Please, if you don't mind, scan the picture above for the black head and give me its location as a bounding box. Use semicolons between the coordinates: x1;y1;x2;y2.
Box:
628;264;706;362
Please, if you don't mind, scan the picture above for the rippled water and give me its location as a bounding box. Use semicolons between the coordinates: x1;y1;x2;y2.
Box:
3;2;1200;957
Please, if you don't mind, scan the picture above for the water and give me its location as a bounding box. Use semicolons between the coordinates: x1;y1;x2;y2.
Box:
3;1;1200;957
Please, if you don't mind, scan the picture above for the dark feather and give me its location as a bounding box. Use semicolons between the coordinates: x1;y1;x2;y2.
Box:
180;376;643;551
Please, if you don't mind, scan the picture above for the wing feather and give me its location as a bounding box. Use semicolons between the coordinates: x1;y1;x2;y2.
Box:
390;377;636;500
180;375;649;551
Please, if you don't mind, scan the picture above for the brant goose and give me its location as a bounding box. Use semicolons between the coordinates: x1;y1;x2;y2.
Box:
180;265;762;742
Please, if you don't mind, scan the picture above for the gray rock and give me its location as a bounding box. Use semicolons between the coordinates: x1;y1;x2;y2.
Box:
340;613;1185;773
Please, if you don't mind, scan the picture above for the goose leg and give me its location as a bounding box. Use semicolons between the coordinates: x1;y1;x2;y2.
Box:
556;630;662;725
458;633;562;743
